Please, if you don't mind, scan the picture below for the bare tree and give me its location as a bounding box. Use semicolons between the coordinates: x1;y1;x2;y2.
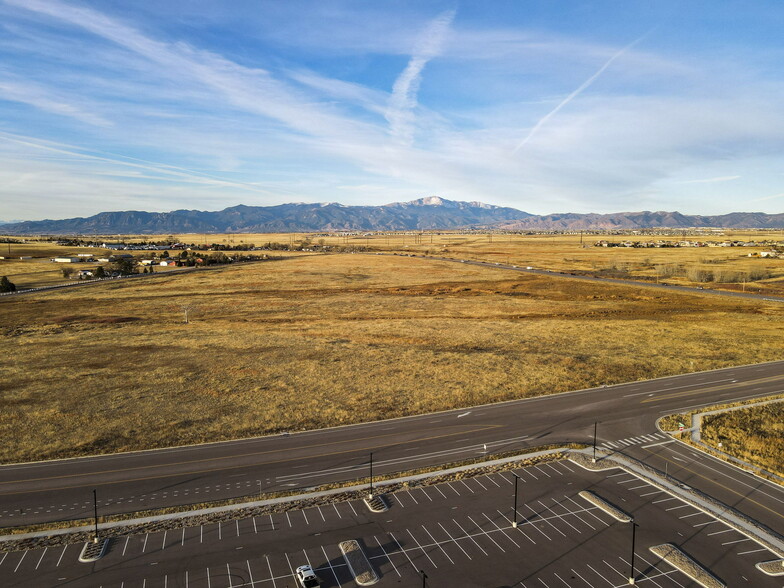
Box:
180;303;197;324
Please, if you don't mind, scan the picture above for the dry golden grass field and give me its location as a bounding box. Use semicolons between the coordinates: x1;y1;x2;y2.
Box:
3;229;782;292
1;251;782;463
701;402;784;476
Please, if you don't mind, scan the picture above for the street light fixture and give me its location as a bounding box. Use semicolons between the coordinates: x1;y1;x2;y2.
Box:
368;452;374;499
629;520;638;585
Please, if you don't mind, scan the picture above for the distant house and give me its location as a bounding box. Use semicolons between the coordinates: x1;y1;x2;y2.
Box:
77;270;94;278
52;257;82;263
19;256;33;260
108;254;134;261
139;259;155;265
159;260;178;266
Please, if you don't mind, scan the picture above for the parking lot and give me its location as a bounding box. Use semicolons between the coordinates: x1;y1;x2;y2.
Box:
3;458;779;587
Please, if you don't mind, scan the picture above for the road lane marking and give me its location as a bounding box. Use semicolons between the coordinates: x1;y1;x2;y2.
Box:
623;378;734;398
0;423;503;494
640;374;784;404
641;439;676;448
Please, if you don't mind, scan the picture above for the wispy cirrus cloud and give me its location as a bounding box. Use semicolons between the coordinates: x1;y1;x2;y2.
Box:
681;175;740;184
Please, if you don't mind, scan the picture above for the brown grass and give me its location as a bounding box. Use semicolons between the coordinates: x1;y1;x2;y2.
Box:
1;253;783;463
701;403;784;476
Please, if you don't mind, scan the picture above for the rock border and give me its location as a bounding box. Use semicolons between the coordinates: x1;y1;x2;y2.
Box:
78;537;109;563
755;559;784;576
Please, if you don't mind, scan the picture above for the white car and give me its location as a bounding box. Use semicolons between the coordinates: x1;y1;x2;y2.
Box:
296;565;321;587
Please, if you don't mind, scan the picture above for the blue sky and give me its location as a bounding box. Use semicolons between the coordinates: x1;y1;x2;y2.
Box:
1;1;783;220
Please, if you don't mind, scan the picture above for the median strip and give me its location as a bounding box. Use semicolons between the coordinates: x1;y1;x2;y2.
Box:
650;543;725;588
577;491;631;522
339;540;378;586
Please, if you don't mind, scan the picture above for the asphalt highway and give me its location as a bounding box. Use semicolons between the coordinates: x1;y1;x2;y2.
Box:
1;361;783;540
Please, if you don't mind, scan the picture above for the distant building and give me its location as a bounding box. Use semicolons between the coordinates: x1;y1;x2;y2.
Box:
52;257;82;263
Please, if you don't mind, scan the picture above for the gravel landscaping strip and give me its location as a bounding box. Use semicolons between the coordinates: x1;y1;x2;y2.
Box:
650;543;725;588
578;490;631;522
339;540;378;586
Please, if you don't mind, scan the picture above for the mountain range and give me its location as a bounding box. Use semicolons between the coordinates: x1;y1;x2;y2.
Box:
1;198;782;234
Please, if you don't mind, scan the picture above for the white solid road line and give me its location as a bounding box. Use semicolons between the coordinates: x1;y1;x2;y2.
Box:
641;439;676;448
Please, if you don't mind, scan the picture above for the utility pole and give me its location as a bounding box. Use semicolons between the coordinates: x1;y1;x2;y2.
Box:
629;520;638;584
92;489;99;543
368;452;374;498
593;422;598;463
512;473;520;527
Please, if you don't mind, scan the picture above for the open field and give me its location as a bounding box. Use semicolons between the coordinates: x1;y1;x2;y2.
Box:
2;253;783;463
700;402;784;476
4;229;783;293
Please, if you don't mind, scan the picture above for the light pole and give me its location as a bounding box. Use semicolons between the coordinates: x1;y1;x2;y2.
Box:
92;489;99;543
629;520;638;585
368;452;374;499
512;473;521;528
593;421;598;463
420;569;428;587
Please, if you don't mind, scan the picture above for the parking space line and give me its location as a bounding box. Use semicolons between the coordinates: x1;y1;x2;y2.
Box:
347;501;359;516
316;506;326;522
534;465;552;478
521;467;538;480
246;560;256;587
265;555;277;588
162;529;168;549
485;474;501;487
421;524;455;564
452;519;489;555
639;490;662;497
737;547;767;555
407;529;439;567
372;535;403;576
433;484;449;499
182;526;186;545
652;497;676;504
707;528;734;536
542;462;563;476
483;512;520;547
121;536;130;556
459;479;476;494
664;504;690;511
418;487;434;501
466;514;506;553
538;500;581;534
285;511;292;528
570;567;597;587
678;512;703;519
472;477;489;490
218;522;222;541
560;461;575;473
405;490;419;505
388;531;420;570
628;484;649;490
55;544;68;567
252;516;258;533
496;509;536;544
142;533;149;552
498;472;515;484
236;519;241;536
693;520;719;527
226;562;234;588
34;547;47;570
206;566;212;588
722;538;751;545
301;509;310;525
586;562;614;586
556;499;596;530
269;514;275;530
200;525;204;543
438;521;473;559
283;552;296;579
526;504;566;537
447;481;462;495
332;503;342;519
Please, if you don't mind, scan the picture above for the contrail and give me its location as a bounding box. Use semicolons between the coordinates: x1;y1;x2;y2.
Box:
0;130;289;195
386;9;456;144
512;33;649;155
